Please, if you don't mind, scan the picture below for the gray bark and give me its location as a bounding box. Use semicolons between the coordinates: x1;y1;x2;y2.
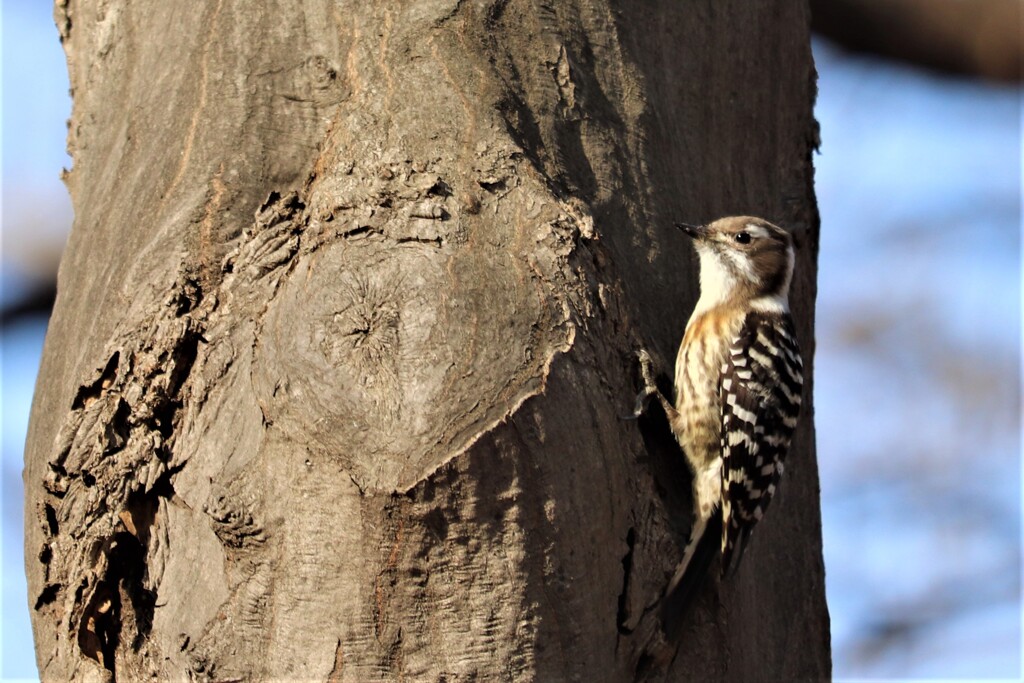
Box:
26;1;829;680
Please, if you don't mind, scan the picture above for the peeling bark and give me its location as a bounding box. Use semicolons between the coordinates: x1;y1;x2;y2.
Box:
27;1;829;680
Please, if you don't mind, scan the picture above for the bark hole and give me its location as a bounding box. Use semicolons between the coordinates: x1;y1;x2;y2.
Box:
71;352;120;410
34;582;60;610
77;580;119;674
43;502;59;535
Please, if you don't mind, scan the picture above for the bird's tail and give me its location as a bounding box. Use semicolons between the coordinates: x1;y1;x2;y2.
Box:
659;512;722;642
721;521;752;579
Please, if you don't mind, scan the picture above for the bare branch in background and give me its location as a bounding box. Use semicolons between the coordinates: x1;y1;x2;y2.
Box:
1;284;56;325
811;0;1023;82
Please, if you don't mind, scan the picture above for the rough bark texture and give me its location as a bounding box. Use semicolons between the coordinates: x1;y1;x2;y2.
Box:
27;1;829;681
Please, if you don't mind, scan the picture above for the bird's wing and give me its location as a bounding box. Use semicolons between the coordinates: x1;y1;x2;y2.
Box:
718;311;803;575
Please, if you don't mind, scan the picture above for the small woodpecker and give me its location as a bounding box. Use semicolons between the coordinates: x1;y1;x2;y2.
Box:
633;215;804;625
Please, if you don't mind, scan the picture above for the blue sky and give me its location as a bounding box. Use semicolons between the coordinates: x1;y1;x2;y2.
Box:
1;1;1021;680
813;39;1021;678
2;0;72;305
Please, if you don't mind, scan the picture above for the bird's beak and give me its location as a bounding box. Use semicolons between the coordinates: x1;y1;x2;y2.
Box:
675;222;707;240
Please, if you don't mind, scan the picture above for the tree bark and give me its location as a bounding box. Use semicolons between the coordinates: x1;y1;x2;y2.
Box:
27;1;829;680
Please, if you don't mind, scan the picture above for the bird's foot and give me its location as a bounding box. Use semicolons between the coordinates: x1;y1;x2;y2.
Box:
624;348;663;420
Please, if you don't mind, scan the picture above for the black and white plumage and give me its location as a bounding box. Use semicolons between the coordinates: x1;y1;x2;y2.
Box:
719;310;803;575
632;216;804;635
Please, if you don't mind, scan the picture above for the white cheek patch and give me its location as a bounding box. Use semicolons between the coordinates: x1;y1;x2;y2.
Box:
724;248;758;283
744;224;771;239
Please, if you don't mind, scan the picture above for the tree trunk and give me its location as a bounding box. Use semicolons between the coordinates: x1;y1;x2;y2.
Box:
26;1;829;680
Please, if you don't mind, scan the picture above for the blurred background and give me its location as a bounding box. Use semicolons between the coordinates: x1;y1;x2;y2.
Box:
1;0;1020;680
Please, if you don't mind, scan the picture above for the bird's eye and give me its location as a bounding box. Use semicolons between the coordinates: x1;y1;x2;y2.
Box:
734;232;751;244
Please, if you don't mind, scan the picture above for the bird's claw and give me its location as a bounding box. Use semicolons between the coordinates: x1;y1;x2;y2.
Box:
637;348;658;388
625;348;661;420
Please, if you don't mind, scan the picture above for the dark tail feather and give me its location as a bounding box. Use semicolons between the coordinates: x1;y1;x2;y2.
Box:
660;512;723;642
721;523;752;579
635;514;724;678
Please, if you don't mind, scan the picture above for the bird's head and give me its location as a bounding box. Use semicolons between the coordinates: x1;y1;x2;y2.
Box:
676;216;795;310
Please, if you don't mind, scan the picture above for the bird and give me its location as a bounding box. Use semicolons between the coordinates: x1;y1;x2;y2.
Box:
632;215;804;638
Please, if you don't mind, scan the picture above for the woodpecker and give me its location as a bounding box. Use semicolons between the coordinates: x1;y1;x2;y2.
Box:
633;216;804;619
